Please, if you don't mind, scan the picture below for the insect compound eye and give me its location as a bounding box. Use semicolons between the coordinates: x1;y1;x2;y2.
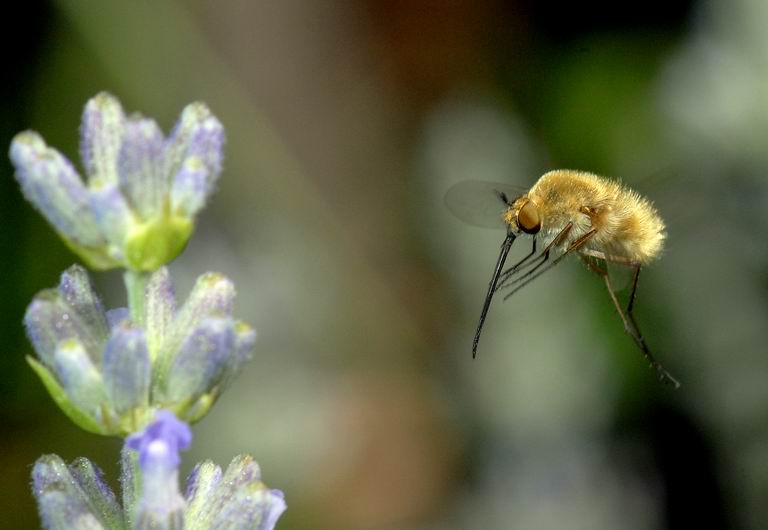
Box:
517;200;541;234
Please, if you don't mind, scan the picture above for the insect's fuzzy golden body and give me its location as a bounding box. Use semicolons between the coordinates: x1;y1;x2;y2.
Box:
504;170;666;264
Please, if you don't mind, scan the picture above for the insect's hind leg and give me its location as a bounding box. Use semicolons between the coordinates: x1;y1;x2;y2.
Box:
584;254;680;388
622;266;678;385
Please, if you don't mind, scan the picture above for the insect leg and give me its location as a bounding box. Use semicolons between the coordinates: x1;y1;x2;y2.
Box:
627;265;641;314
496;248;547;291
496;223;573;292
578;252;606;276
496;238;537;286
500;227;594;300
601;264;680;389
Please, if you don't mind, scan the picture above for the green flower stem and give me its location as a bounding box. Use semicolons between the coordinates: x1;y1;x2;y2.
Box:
125;270;151;325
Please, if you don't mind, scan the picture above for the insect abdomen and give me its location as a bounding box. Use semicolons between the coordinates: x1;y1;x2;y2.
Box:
530;170;666;263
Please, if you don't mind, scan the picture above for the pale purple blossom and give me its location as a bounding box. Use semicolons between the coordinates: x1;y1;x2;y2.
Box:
9;92;225;271
24;264;255;435
126;410;192;471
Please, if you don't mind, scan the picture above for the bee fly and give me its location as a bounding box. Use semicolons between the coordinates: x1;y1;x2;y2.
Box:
446;169;679;388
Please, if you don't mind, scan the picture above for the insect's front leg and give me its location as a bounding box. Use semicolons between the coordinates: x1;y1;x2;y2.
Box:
496;222;574;292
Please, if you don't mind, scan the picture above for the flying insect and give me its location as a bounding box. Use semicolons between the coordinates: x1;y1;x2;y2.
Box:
446;169;679;388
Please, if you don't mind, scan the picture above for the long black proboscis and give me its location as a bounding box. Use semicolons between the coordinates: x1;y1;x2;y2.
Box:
472;232;516;358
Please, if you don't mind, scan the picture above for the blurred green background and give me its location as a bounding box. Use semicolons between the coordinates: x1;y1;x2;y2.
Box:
3;0;767;528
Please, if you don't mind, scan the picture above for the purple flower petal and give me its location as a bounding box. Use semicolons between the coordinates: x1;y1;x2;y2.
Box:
165;103;224;185
67;457;123;528
80;92;126;185
51;339;106;413
23;295;71;366
25;267;109;366
184;460;222;516
103;323;151;415
145;267;176;359
10;131;103;247
171;157;209;216
219;321;256;391
58;264;109;345
88;181;134;250
126;410;192;471
125;411;190;530
118;116;166;220
258;489;287;530
160;273;235;363
106;307;130;329
185;108;224;179
165;316;235;403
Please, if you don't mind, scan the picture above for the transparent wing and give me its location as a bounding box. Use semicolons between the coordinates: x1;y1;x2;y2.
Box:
444;180;527;229
604;254;634;293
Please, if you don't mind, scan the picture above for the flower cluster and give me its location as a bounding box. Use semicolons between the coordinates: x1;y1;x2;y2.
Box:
11;93;285;529
24;264;254;435
10;92;223;271
33;411;286;530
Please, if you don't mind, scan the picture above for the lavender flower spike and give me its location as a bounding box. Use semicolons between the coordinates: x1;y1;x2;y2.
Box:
24;264;255;435
9;92;225;271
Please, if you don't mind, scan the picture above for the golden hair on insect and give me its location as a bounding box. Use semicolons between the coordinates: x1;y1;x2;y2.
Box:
522;170;666;264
